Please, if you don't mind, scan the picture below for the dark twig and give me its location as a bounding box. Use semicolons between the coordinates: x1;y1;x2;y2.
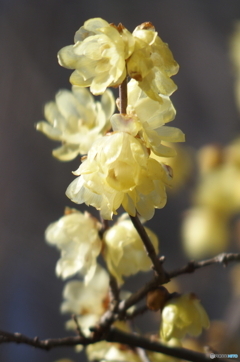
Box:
168;252;240;279
130;215;169;283
118;252;240;316
119;76;128;113
72;315;86;339
0;328;212;362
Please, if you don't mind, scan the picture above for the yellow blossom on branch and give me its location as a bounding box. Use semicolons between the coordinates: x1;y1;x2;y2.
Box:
128;21;179;103
45;208;102;283
58;18;178;103
160;293;210;341
37;86;115;160
58;18;135;95
103;215;159;283
66;132;173;220
111;79;185;157
61;265;109;336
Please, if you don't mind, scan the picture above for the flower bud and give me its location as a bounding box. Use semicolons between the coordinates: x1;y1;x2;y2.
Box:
146;286;170;311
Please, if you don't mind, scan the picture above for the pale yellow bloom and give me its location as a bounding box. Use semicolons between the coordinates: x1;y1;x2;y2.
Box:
58;18;134;95
61;265;109;336
195;164;240;215
45;209;101;283
37;86;115;160
103;216;159;283
128;22;179;103
182;207;229;259
111;79;184;157
160;293;210;341
66;132;173;220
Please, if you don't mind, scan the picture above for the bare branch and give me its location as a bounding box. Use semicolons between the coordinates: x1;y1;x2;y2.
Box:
0;328;212;362
130;215;169;283
119;76;128;113
168;252;240;279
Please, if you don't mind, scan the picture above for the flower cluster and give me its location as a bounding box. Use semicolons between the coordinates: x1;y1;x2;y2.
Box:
36;16;211;362
58;18;178;103
66;132;173;220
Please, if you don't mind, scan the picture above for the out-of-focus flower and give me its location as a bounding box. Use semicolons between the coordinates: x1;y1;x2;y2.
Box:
160;293;210;341
147;338;182;362
229;21;240;113
182;207;229;259
87;340;141;362
61;265;109;336
37;86;114;160
151;143;192;191
66;132;173;220
111;80;184;157
58;18;134;95
194;164;240;215
45;208;102;283
87;322;141;362
197;144;223;175
103;216;159;283
128;22;179;103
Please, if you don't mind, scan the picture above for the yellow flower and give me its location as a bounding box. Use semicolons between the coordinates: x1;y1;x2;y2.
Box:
87;340;141;362
37;86;115;160
66;132;173;220
160;293;210;341
103;215;159;283
61;265;109;336
128;22;179;103
112;79;185;157
182;207;229;259
58;18;134;95
45;208;102;283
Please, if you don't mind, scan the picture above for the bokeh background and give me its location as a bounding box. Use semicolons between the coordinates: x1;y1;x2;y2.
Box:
1;1;240;361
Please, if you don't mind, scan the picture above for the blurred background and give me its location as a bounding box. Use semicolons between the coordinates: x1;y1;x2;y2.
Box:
1;0;240;361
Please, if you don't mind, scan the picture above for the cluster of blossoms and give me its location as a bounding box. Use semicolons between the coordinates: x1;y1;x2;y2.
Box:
37;17;211;362
182;140;240;258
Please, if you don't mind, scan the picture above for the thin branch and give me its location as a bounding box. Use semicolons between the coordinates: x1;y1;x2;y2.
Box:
72;315;86;339
0;328;213;362
130;215;169;283
118;252;240;315
168;252;240;279
119;76;128;114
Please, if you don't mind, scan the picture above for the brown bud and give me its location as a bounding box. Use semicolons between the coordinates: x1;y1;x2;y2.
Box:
146;286;170;311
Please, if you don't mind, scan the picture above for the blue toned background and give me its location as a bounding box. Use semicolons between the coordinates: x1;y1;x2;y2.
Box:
0;1;240;361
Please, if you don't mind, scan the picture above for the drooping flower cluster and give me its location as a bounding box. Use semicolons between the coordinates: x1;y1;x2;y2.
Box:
37;86;115;160
58;18;178;102
111;79;185;157
45;208;102;283
66;132;173;220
